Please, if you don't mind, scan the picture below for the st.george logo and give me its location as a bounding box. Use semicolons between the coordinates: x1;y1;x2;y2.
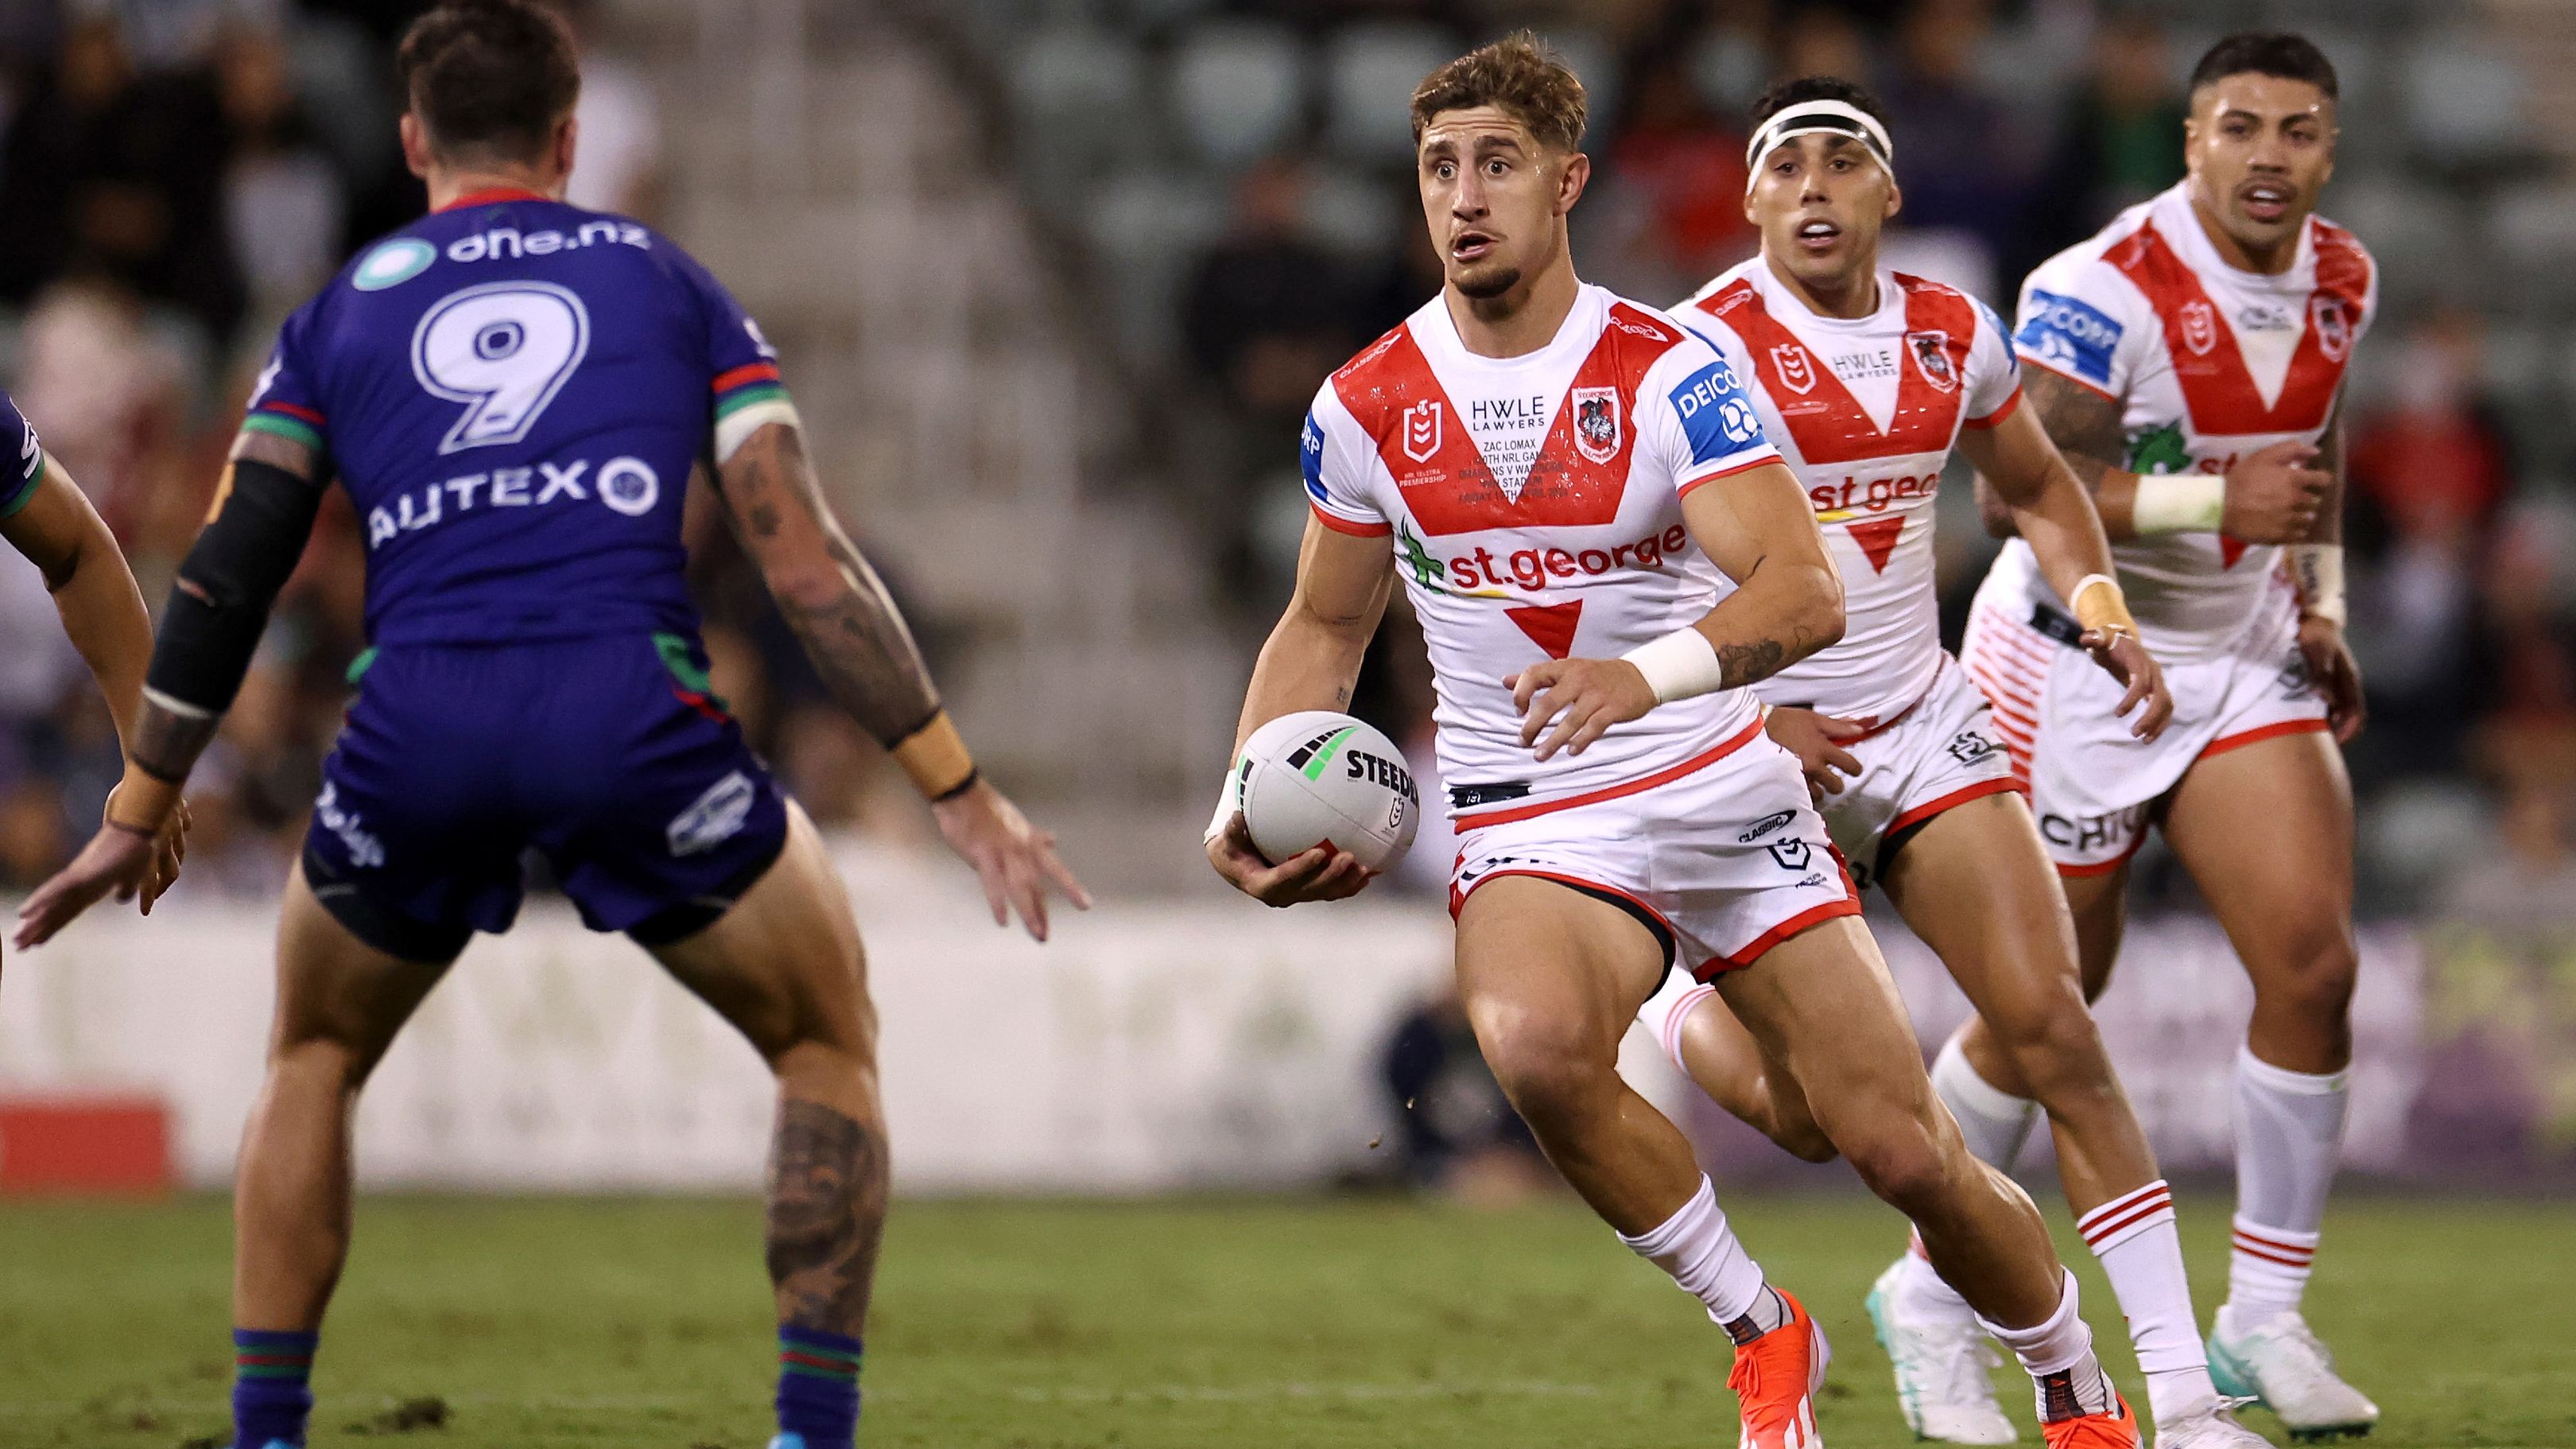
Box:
2311;296;2353;361
1771;344;1818;394
1402;399;1441;463
1571;387;1620;463
1907;331;1957;391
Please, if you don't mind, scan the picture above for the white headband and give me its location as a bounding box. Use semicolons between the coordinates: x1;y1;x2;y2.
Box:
1744;99;1895;192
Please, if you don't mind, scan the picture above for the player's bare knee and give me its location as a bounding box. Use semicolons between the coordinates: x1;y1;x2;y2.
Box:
1473;1014;1615;1128
1774;1119;1839;1164
2252;920;2358;1024
1836;1118;1950;1216
1995;992;2116;1101
266;1035;374;1099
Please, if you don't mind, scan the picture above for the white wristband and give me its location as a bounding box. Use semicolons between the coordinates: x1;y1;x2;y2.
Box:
1204;760;1243;845
2129;473;2226;534
2069;573;2120;615
2290;543;2346;627
1621;627;1726;705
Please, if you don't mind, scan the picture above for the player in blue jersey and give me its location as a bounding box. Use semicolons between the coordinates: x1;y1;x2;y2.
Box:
14;5;1087;1447
0;391;185;938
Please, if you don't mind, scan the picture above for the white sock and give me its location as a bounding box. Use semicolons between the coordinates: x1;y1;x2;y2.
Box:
1931;1034;2042;1172
1980;1269;2118;1424
2225;1046;2346;1328
2078;1180;2216;1422
1620;1175;1776;1336
1638;975;1717;1072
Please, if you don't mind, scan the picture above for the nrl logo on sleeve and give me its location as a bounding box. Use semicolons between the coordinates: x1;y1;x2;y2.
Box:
2178;300;2220;357
1402;398;1441;462
1907;331;1958;391
1571;387;1621;463
1771;344;1818;394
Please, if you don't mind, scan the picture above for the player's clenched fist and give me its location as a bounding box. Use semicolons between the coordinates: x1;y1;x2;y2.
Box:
2220;440;2332;543
1205;811;1374;907
1509;658;1658;763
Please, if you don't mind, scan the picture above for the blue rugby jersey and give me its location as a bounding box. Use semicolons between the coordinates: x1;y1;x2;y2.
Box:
0;390;45;519
244;187;788;645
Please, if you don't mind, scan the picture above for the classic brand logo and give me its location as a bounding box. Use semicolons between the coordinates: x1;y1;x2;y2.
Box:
2179;300;2220;356
1571;386;1620;464
1402;399;1441;463
1771;343;1818;394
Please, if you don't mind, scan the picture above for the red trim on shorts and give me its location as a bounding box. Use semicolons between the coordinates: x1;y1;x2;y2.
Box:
1308;499;1393;538
1452;715;1765;829
1448;867;1677;940
1963;385;2023;429
1884;777;2027;837
1674;453;1783;499
2055;830;2147;879
2199;717;2329;761
1698;895;1864;981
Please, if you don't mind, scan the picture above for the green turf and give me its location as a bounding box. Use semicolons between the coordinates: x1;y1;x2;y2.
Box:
2;1192;2568;1447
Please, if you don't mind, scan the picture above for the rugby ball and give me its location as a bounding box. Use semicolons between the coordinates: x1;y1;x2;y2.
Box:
1232;711;1421;872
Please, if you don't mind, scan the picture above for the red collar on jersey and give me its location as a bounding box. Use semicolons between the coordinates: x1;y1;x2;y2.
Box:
435;185;553;213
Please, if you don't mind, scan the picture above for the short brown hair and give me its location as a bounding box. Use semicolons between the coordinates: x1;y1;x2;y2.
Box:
1410;33;1587;153
398;0;581;165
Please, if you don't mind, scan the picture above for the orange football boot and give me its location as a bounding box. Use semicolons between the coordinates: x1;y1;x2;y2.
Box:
1728;1288;1832;1449
2041;1391;2143;1449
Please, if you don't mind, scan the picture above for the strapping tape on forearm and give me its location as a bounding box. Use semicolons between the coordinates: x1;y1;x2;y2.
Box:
716;395;801;465
2290;544;2345;627
1622;627;1726;705
142;458;322;715
2068;573;2136;636
890;709;978;800
2129;473;2225;534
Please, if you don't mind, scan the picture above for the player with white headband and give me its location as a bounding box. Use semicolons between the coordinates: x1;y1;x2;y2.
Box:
1639;75;2258;1449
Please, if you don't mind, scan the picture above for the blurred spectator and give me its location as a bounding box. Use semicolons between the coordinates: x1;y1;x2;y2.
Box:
0;15;247;347
1378;984;1550;1200
2440;763;2576;927
218;23;347;320
2015;9;2185;281
554;0;664;220
1596;54;1755;300
1775;6;1872;85
12;276;197;539
1876;0;2036;298
1181;156;1365;429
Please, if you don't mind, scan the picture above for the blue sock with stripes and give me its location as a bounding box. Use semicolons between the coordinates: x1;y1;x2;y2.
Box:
774;1325;862;1449
231;1328;318;1449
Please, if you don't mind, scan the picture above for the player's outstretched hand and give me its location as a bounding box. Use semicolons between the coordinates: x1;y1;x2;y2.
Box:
931;779;1091;942
1763;706;1865;799
2220;441;2331;544
2081;627;2173;740
1206;811;1374;907
14;822;161;950
2297;613;2367;744
1509;658;1657;763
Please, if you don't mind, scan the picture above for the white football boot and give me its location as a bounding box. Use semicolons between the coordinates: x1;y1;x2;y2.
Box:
1866;1259;2019;1444
2207;1311;2380;1440
2149;1399;2275;1449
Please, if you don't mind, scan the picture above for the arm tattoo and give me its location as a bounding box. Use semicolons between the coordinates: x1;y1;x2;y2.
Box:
765;1098;890;1335
1715;626;1824;690
2023;371;2126;494
715;425;944;747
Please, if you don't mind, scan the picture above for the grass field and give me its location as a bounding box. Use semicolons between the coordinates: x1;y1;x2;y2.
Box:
2;1192;2569;1448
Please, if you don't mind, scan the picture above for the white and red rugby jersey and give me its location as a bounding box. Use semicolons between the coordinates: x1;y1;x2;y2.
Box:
1682;260;2022;724
1304;283;1782;822
1991;181;2376;661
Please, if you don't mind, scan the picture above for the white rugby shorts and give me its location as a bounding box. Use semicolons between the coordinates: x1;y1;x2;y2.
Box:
1802;655;2024;891
1447;719;1861;982
1961;576;2328;876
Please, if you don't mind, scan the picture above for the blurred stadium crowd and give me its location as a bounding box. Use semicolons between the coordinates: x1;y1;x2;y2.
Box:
0;0;2570;919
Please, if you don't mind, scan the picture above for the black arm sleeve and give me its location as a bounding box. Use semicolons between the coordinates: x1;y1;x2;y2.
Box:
143;458;324;715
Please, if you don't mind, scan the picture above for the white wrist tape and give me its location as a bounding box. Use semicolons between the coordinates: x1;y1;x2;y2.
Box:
1204;761;1244;845
1621;627;1726;705
2290;543;2346;627
2069;573;2120;615
715;396;801;464
2129;473;2226;534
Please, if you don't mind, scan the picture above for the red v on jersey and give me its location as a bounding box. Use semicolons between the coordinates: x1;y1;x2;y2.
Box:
2109;219;2371;438
1506;600;1584;658
1845;515;1906;573
1693;274;1976;466
1331;304;1686;537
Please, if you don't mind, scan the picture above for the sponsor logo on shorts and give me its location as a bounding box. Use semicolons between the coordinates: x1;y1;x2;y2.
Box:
1947;730;2000;765
314;781;385;868
2278;653;2318;699
1738;810;1796;843
2038;804;2147;856
669;771;756;857
1764;839;1815;872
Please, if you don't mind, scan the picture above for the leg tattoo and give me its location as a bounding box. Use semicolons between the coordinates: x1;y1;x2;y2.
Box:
765;1098;889;1335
